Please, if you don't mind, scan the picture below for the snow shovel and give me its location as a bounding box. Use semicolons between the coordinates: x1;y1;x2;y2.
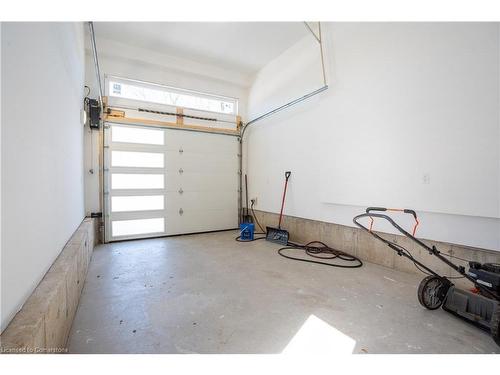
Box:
266;171;292;245
242;174;253;223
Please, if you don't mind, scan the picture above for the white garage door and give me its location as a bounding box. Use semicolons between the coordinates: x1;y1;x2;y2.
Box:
104;123;239;242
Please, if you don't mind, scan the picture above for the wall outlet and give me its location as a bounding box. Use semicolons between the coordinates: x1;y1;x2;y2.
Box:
423;173;431;184
250;197;258;206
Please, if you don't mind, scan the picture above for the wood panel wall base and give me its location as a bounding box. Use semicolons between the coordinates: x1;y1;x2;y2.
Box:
0;218;97;354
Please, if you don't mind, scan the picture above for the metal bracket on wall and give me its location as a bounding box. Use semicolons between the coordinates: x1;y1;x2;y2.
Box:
303;22;327;87
237;21;329;224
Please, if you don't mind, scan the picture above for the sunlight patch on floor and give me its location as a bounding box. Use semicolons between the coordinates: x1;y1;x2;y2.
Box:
282;315;356;354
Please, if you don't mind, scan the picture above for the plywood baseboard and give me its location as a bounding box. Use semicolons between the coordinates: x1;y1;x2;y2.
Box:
0;218;97;354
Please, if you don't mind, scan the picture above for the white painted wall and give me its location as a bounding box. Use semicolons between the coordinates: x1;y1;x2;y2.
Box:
1;23;86;332
84;38;249;214
0;23;3;334
245;23;500;251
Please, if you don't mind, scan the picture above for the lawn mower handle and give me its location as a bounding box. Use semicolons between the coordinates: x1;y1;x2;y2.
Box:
366;207;418;220
365;207;419;236
353;211;440;277
354;212;420;243
354;210;431;261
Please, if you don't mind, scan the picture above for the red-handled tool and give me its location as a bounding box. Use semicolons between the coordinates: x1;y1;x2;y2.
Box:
266;171;292;245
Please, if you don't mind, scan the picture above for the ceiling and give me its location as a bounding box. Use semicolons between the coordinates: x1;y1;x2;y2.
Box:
93;22;310;76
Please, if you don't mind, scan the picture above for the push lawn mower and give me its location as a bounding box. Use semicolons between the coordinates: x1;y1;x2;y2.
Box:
353;207;500;347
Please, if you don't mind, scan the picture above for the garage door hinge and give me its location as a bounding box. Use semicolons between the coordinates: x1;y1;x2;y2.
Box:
103;145;110;149
104;191;109;195
104;125;110;129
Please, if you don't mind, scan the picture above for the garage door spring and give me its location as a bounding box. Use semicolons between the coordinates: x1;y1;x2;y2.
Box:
138;108;217;122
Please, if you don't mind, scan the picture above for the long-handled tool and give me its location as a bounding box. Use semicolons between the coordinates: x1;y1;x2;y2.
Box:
266;171;292;245
242;174;253;223
353;207;500;347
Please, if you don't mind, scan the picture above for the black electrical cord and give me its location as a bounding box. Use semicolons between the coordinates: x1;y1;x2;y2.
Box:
278;240;363;268
235;235;266;242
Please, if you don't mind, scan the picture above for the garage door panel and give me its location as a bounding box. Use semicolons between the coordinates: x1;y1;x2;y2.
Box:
109;143;166;153
165;209;237;235
165;172;238;192
165;152;237;173
105;122;238;242
110;209;167;220
164;130;238;154
165;190;237;211
110;188;166;197
179;152;237;172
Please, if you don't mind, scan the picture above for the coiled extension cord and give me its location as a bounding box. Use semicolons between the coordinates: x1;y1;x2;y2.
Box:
278;240;363;268
236;203;362;268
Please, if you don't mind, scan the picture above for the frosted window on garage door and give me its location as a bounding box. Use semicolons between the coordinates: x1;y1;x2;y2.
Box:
112;174;164;189
112;151;164;168
112;218;164;237
111;195;164;212
112;125;164;145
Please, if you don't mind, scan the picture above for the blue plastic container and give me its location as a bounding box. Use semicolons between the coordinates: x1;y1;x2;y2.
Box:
239;223;255;241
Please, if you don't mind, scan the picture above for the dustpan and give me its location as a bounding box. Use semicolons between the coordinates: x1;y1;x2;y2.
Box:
266;171;291;245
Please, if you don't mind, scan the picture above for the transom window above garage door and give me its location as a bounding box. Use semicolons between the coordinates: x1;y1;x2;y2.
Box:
107;75;238;115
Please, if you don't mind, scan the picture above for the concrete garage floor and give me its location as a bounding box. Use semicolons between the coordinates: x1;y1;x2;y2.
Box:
68;231;499;354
